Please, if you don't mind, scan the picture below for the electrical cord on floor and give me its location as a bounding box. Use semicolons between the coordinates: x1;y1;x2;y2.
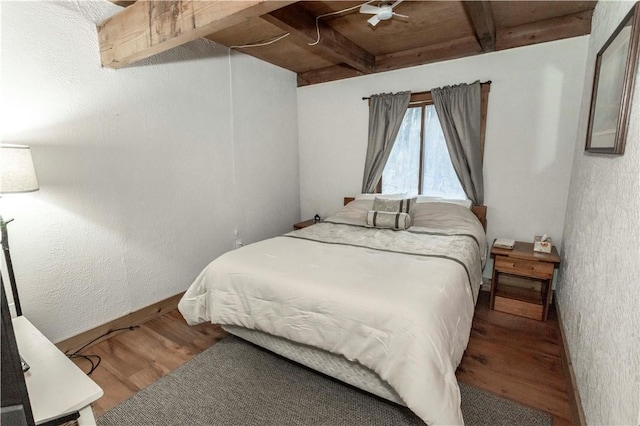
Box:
68;353;102;375
66;325;140;375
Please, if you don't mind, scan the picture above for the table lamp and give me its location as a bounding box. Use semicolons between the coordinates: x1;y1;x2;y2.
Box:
1;144;40;316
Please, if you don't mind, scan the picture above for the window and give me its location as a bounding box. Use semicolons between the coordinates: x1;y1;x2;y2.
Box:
381;105;465;198
381;85;489;199
382;104;465;198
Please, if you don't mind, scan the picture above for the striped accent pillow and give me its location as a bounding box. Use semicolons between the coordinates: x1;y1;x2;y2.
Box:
367;211;411;230
372;197;417;216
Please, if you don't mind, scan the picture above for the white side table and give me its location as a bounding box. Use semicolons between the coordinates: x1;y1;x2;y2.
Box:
12;316;103;425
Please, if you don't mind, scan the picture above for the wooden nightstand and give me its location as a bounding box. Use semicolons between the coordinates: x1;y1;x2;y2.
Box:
490;241;560;321
293;219;316;230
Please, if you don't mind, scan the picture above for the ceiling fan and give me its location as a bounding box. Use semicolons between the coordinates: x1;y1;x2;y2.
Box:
359;0;408;27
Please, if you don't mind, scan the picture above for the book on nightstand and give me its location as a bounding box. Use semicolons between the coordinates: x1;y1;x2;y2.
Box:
494;238;515;250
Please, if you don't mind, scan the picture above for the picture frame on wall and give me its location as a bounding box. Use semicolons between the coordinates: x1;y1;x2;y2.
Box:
585;3;640;155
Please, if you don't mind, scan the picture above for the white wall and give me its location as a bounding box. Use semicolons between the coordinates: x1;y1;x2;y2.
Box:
297;37;588;276
557;1;640;424
0;1;299;343
229;51;300;245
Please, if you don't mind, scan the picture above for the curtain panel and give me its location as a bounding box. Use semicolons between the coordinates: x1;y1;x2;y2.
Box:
361;91;411;193
431;81;484;204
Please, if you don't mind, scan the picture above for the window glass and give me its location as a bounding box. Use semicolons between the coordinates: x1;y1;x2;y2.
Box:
381;105;466;199
381;107;421;195
421;105;466;199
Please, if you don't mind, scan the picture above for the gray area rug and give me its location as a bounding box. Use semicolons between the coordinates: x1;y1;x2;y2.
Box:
98;336;551;425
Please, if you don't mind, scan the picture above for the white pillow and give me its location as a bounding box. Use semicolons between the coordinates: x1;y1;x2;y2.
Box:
411;202;475;228
325;199;373;226
416;195;472;209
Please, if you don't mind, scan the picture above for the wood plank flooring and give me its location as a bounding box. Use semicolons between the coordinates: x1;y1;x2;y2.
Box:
457;292;572;425
75;291;572;424
72;310;228;416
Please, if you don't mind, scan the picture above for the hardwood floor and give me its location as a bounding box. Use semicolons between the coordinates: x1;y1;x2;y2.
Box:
72;310;228;417
76;292;572;424
457;292;572;425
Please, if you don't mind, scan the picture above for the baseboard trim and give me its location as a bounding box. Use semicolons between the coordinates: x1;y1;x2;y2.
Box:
56;292;184;354
555;300;586;426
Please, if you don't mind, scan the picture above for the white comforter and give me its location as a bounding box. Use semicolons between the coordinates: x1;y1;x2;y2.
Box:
179;206;486;425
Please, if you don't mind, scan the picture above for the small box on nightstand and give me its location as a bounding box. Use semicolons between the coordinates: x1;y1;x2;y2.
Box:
533;235;552;253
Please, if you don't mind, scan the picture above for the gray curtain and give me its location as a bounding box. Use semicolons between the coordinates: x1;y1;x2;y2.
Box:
361;91;411;193
432;81;484;204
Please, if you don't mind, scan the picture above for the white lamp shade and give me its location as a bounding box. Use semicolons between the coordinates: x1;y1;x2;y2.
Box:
1;144;39;193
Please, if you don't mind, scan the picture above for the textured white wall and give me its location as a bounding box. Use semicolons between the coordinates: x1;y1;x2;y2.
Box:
229;51;300;245
297;37;588;276
557;1;640;424
0;1;299;343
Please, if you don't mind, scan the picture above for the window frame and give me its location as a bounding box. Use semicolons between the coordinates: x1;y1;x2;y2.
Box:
377;83;491;193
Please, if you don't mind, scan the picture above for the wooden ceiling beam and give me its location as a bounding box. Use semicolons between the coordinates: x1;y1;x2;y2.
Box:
299;36;484;86
375;36;483;73
297;64;365;87
263;3;375;75
463;1;496;52
98;1;295;69
496;10;593;51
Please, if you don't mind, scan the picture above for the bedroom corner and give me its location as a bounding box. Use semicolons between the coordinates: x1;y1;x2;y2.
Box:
0;0;299;345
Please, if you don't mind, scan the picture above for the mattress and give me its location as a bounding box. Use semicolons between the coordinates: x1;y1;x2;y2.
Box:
222;324;405;405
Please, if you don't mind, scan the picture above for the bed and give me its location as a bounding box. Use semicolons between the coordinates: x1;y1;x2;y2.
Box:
179;196;487;425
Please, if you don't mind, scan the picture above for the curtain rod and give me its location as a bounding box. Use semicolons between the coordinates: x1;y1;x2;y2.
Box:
361;80;492;100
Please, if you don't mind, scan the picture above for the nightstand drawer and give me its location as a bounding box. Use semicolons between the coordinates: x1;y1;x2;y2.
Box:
494;256;554;279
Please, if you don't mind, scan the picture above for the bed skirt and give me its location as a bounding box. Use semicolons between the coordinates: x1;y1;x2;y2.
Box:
221;325;405;406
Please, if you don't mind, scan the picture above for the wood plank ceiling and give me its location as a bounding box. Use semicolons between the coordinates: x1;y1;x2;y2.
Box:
102;1;596;86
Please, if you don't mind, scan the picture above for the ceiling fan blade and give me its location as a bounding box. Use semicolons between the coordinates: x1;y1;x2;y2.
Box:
392;12;409;19
390;0;404;9
359;4;381;15
367;15;381;26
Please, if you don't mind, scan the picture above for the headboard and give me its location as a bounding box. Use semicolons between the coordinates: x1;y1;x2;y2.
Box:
343;197;487;231
470;205;487;231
